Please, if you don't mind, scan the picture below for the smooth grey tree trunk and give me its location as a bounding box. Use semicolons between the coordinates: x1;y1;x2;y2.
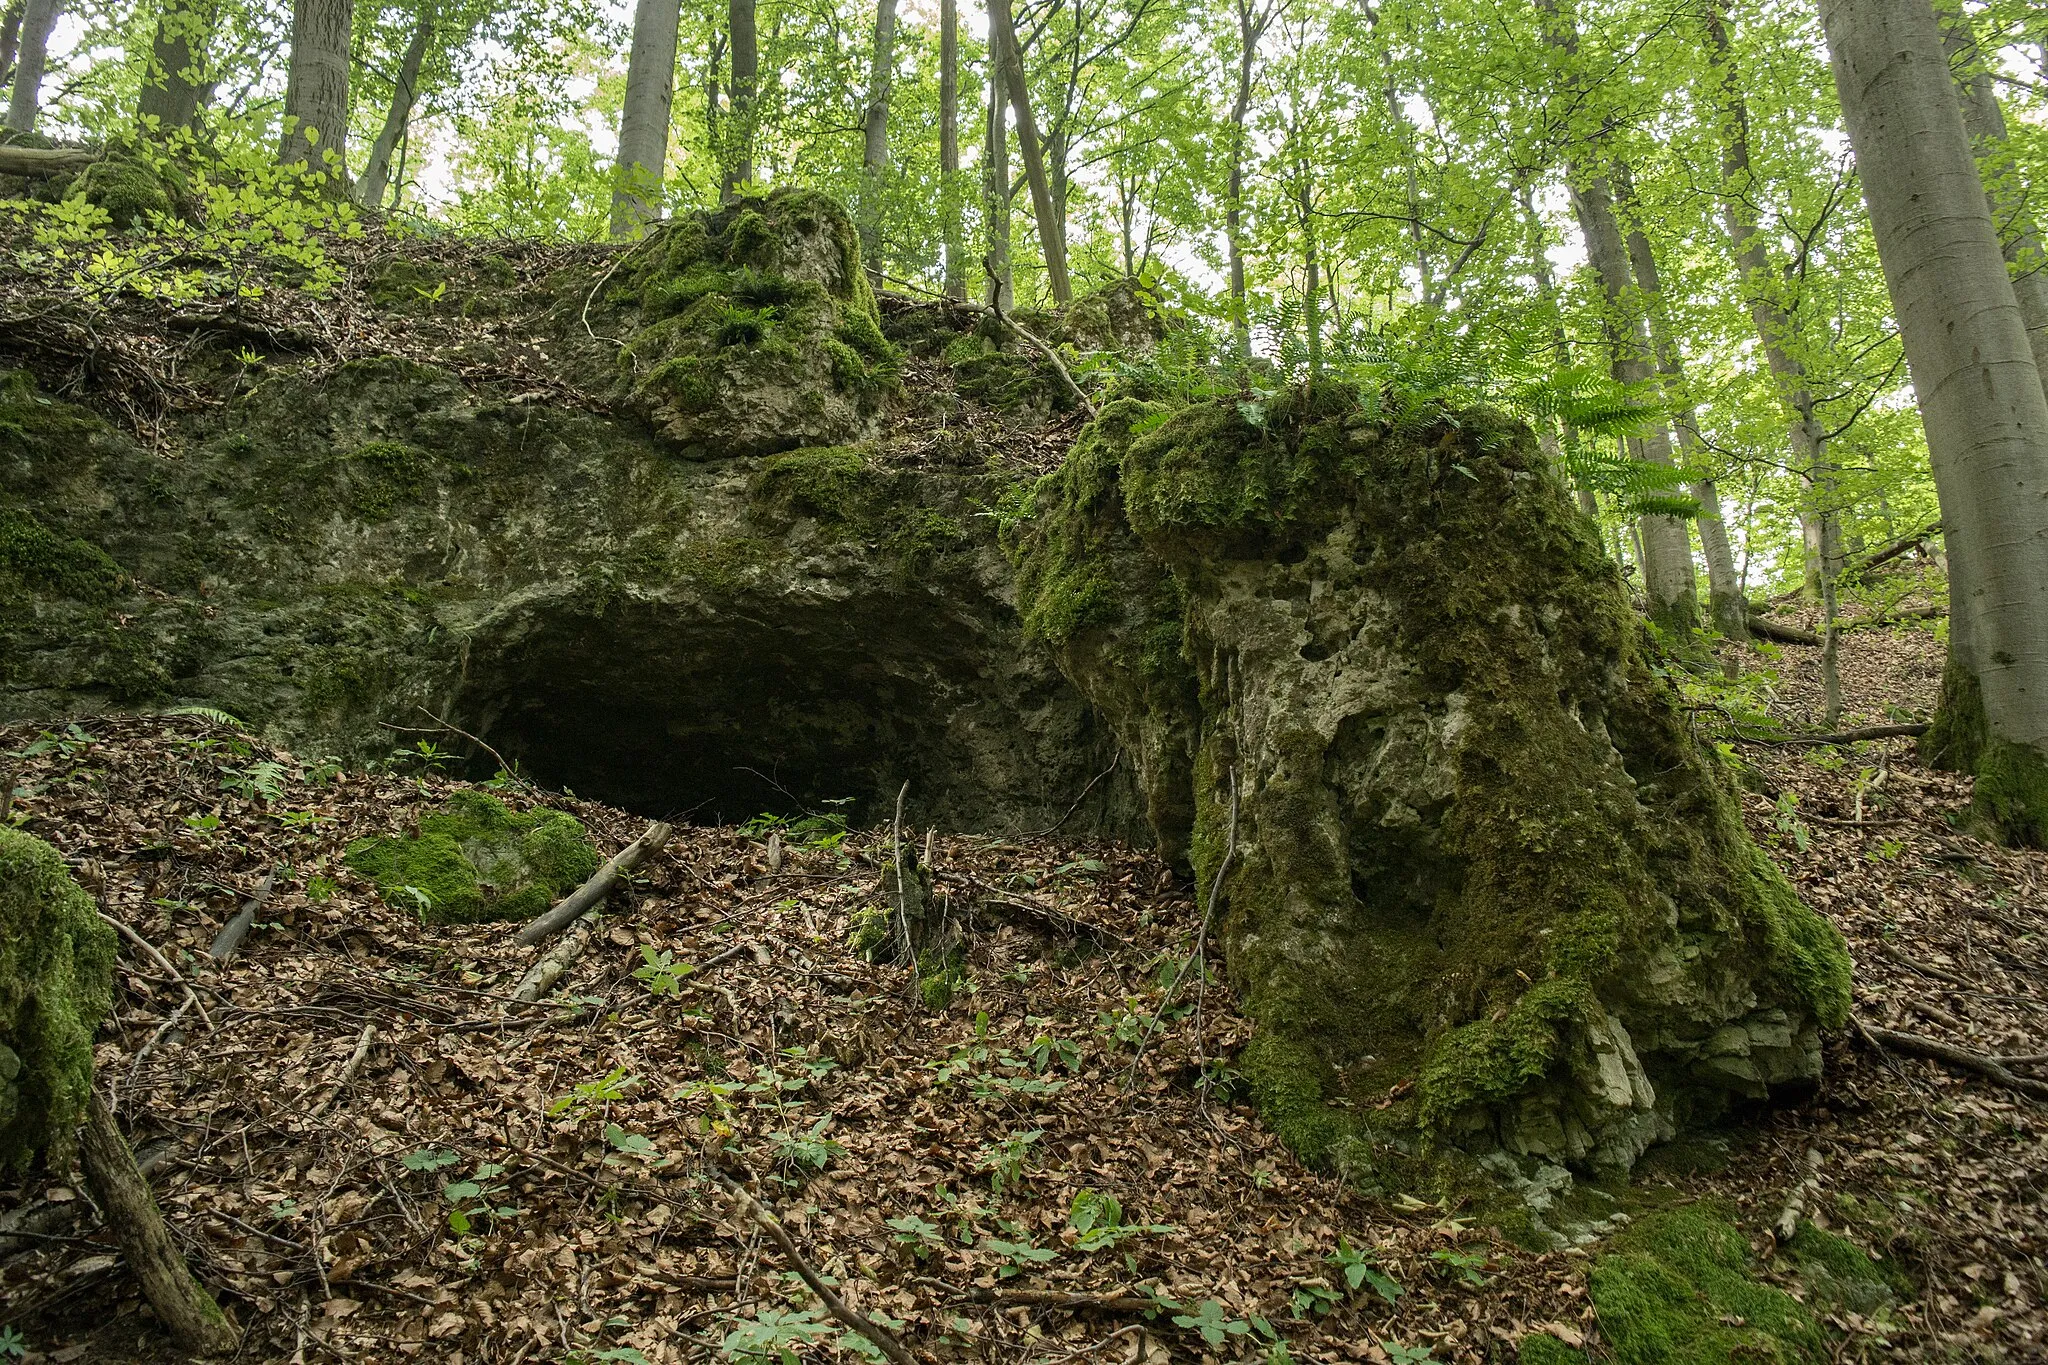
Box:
136;0;213;135
279;0;352;186
1821;0;2048;835
983;35;1012;309
859;0;898;272
355;5;432;210
0;2;23;88
988;0;1070;304
1700;0;1835;604
1567;172;1699;636
611;0;682;238
939;0;963;299
2;0;55;133
1937;4;2048;381
722;0;756;199
1615;164;1746;641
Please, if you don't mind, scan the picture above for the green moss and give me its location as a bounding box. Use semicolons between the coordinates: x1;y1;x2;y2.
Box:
756;446;875;523
344;439;434;517
0;506;123;602
1517;1335;1588;1365
1781;1220;1907;1315
673;534;775;589
1972;738;2048;849
1745;851;1852;1029
68;156;173;229
0;828;118;1171
1921;653;1983;773
344;790;601;925
1590;1203;1828;1365
1237;1032;1361;1168
364;258;448;310
1417;980;1594;1136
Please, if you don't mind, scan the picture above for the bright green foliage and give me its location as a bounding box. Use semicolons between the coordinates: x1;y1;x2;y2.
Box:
344;790;600;924
1589;1204;1828;1365
0;828;118;1171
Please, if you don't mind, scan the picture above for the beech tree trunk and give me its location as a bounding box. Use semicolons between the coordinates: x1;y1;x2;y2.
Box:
858;0;898;272
1615;164;1746;641
279;0;352;186
983;40;1012;309
722;0;756;199
0;1;23;89
611;0;683;238
1821;0;2048;844
136;0;213;135
354;5;432;210
988;0;1069;305
939;0;963;299
79;1091;240;1355
2;0;54;133
1937;5;2048;381
1567;171;1699;636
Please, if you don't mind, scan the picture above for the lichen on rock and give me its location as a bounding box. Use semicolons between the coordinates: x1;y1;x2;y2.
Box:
605;187;899;458
344;790;601;924
0;827;118;1171
1013;385;1850;1178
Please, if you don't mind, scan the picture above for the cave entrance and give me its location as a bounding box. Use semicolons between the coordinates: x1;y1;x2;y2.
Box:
450;591;1127;834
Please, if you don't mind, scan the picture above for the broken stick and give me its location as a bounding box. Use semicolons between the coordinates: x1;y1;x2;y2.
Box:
209;865;278;963
512;918;596;1003
515;820;673;946
1854;1019;2048;1099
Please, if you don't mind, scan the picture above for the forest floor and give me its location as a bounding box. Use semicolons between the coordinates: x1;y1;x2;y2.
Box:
2;598;2044;1365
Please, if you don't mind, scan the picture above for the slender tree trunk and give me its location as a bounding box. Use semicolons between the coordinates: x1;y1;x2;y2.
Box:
1614;163;1747;641
722;0;756;199
354;5;432;210
1567;173;1700;636
1225;0;1263;360
1821;0;2048;844
1296;158;1321;377
611;0;682;238
2;0;54;133
983;39;1011;308
0;1;23;89
939;0;963;299
79;1091;240;1355
137;0;214;136
1937;4;2048;381
987;0;1069;304
1700;0;1835;603
859;0;897;272
279;0;352;187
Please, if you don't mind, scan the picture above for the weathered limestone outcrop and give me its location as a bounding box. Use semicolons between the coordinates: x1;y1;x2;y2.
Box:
1009;390;1850;1180
0;188;1845;1182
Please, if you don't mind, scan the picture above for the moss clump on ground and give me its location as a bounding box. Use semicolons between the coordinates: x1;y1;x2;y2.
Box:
1016;385;1850;1176
755;446;877;525
1517;1335;1588;1365
0;828;118;1171
613;188;899;458
1590;1204;1833;1364
345;790;601;925
68;155;174;229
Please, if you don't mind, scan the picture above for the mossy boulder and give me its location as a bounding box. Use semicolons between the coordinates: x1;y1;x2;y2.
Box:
1013;388;1850;1177
605;187;898;458
68;155;176;229
345;790;602;924
1589;1204;1843;1364
0;828;118;1171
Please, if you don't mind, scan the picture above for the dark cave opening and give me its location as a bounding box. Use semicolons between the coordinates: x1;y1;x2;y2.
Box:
449;592;1131;834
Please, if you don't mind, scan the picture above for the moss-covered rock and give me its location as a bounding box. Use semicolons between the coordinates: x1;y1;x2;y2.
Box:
1015;388;1849;1176
1590;1204;1829;1364
0;828;118;1171
344;791;601;924
68;155;175;229
603;188;898;458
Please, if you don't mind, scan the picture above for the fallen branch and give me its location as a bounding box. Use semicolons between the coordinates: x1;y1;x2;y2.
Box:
1840;605;1947;632
1853;1019;2048;1099
512;918;596;1003
1746;614;1821;646
1844;520;1941;578
102;913;213;1032
0;145;97;176
1733;723;1929;748
515;821;673;946
310;1024;378;1116
945;872;1129;948
716;1171;921;1365
1019;749;1121;839
930;1282;1163;1315
209;865;278;963
79;1089;241;1355
0;1141;171;1258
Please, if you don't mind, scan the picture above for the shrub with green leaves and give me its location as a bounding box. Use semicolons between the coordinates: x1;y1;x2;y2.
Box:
0;828;117;1170
343;789;601;924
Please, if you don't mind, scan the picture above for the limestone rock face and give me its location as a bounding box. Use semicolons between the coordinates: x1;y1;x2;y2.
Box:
1013;391;1849;1177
